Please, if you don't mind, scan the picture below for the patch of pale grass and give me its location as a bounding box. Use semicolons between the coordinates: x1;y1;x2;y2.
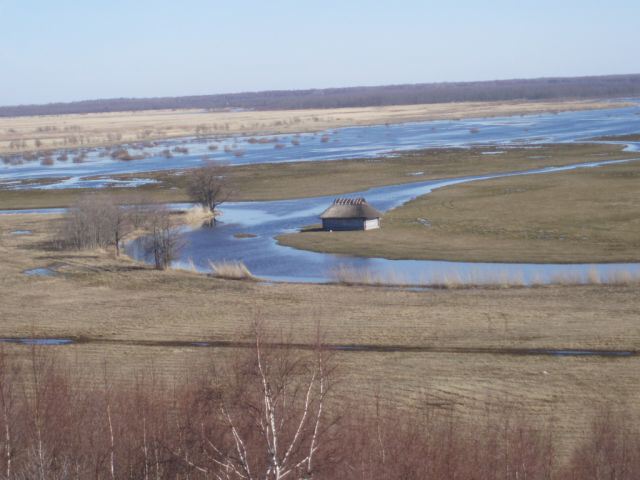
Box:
441;271;463;289
330;265;411;286
184;205;213;225
604;269;639;285
530;273;545;287
333;264;640;289
171;257;198;273
549;271;584;286
587;267;601;285
331;265;384;286
209;260;257;281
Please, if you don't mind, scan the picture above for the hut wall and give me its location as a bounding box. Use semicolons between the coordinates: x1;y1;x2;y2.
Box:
364;218;380;230
322;218;366;231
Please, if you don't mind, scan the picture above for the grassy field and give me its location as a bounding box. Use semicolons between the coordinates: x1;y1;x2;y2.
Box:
2;213;640;457
1;143;636;210
0;99;625;155
278;160;640;263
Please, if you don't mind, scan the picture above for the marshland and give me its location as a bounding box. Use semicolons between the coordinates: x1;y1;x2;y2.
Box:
3;2;640;474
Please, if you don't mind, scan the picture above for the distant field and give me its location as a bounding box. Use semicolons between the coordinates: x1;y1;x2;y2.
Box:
0;99;626;155
278;160;640;263
1;143;635;210
1;212;640;457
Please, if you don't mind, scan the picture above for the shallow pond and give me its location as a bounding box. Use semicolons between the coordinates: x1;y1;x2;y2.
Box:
0;338;72;346
23;267;56;277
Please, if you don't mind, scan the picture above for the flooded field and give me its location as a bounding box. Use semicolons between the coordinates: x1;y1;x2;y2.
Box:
2;102;640;189
121;157;640;285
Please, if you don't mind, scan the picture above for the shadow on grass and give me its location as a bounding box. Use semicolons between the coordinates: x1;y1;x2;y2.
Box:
18;239;66;252
299;225;324;233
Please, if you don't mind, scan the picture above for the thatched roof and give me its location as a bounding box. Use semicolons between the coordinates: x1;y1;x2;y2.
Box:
320;197;382;219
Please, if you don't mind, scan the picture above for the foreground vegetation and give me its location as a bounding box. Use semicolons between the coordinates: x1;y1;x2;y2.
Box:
2;143;636;210
4;340;640;479
279;160;640;263
2;212;640;463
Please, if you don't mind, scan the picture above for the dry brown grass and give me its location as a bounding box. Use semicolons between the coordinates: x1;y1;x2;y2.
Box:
3;214;640;350
0;100;624;155
2;213;640;457
279;161;640;263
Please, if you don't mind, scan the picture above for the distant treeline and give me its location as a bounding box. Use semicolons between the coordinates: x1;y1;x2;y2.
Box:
2;74;640;117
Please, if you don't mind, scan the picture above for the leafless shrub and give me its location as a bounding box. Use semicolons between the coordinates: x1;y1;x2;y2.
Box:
336;401;555;480
111;148;144;161
563;409;640;479
72;152;87;163
3;336;640;478
142;206;184;270
59;194;134;255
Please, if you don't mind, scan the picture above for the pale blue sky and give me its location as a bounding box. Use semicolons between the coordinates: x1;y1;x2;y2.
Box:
1;0;638;105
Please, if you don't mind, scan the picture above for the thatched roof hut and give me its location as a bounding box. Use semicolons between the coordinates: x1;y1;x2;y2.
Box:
320;197;382;231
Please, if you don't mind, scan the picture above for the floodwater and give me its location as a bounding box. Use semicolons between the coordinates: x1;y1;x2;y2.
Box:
0;338;72;346
2;101;640;189
0;336;633;357
4;104;640;285
23;267;56;277
125;157;640;285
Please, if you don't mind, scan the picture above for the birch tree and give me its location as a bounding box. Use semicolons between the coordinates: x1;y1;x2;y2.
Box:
176;326;334;479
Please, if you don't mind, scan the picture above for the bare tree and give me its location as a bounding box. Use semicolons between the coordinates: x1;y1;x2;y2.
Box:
174;324;334;479
60;193;133;255
103;200;133;256
186;161;232;221
143;206;183;270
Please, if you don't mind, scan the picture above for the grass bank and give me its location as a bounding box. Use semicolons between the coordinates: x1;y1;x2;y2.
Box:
278;161;640;263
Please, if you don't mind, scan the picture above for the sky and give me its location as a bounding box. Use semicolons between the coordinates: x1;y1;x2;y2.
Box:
1;0;639;106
